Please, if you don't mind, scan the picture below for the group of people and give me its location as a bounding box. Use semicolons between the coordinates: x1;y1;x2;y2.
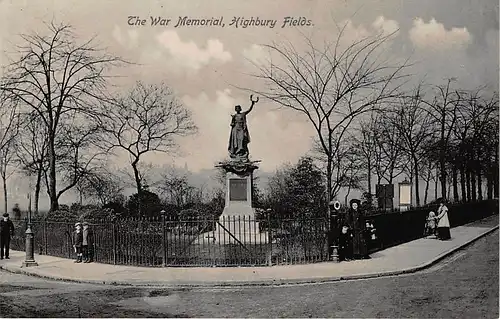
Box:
424;200;451;240
0;213;15;260
72;221;94;263
337;199;452;262
338;199;375;261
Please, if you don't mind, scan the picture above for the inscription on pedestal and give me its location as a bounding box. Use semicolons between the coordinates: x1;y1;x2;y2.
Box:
229;179;247;201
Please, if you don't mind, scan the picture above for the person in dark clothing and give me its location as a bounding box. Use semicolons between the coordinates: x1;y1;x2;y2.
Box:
338;224;353;261
0;213;15;260
347;199;369;260
72;222;83;263
82;222;94;263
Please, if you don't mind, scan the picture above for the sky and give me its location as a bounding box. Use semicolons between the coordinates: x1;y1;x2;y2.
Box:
0;0;498;210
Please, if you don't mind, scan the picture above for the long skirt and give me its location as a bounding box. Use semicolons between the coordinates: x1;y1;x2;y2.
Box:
352;230;368;259
437;227;451;240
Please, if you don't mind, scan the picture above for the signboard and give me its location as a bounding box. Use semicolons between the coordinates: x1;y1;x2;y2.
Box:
229;179;247;201
399;183;411;206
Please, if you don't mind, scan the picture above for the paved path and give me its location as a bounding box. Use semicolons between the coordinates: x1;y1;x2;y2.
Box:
1;214;497;287
1;229;497;318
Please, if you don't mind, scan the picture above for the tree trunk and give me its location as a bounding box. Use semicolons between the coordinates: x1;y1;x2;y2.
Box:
48;130;58;211
423;162;432;204
424;178;430;205
367;162;372;197
466;168;472;202
344;185;351;206
494;145;499;197
434;167;439;201
460;165;467;202
477;166;483;201
487;165;494;200
471;160;477;202
452;165;459;203
132;162;142;216
2;175;7;215
34;167;42;214
486;152;494;199
440;116;447;199
326;156;333;218
413;157;421;207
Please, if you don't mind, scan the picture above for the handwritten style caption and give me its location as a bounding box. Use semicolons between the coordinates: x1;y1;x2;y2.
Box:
128;16;313;28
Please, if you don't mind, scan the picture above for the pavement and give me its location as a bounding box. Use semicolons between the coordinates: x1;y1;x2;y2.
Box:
0;214;498;288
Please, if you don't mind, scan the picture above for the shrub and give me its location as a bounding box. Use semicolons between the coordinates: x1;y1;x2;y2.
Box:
44;208;79;222
76;205;115;221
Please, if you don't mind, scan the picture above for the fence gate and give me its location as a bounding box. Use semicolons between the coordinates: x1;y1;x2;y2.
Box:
163;216;271;267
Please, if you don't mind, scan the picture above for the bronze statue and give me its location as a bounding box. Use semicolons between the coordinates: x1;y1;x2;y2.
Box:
228;95;259;161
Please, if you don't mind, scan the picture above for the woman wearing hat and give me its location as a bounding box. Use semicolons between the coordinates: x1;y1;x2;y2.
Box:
436;200;451;240
347;199;369;260
0;213;15;260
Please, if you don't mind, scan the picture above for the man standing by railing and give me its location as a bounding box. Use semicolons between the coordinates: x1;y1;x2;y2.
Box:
0;213;15;260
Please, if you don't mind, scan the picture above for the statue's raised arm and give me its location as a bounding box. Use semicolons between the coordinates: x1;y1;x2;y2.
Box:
244;94;259;114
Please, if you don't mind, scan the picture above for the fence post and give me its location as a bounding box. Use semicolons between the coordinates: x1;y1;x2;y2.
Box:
161;210;166;267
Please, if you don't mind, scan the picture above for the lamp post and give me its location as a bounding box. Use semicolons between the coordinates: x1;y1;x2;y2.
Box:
22;200;38;267
329;200;340;262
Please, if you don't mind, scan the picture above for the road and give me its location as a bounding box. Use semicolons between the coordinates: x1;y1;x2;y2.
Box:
0;230;498;318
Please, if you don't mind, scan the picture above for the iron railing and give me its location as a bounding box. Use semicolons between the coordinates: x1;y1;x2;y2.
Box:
10;199;498;267
11;214;329;267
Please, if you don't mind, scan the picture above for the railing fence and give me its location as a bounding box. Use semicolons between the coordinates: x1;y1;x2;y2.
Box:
10;199;498;267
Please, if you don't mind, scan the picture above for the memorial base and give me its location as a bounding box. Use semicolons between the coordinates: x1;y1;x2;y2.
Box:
196;159;269;244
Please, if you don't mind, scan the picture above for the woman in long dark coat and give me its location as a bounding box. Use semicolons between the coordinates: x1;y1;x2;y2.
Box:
347;199;369;260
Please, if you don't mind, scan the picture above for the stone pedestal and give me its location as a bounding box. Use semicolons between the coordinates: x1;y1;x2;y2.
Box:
196;160;269;245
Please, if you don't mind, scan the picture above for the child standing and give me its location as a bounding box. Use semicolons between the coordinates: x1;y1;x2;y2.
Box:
73;222;83;263
424;211;437;238
338;225;353;261
82;222;94;263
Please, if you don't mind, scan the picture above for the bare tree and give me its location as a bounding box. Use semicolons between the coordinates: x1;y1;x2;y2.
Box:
246;26;409;216
104;81;197;215
449;88;498;202
420;79;461;200
76;168;124;206
55;117;107;205
158;169;205;207
0;139;17;214
0;94;20;214
373;112;407;184
0;21;125;211
351;116;378;196
15;114;49;214
391;86;434;206
419;156;438;204
340;151;365;206
465;90;498;201
314;137;365;201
